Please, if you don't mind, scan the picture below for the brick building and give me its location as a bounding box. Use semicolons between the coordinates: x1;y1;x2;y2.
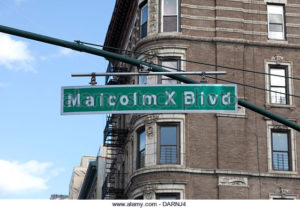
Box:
101;0;300;199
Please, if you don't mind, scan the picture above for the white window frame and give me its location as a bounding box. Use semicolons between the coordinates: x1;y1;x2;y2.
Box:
265;61;293;107
266;121;297;173
161;0;180;32
267;4;285;40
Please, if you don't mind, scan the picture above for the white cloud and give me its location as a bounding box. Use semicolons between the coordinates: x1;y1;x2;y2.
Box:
0;33;35;72
0;82;9;88
0;159;62;196
40;47;75;61
59;48;73;56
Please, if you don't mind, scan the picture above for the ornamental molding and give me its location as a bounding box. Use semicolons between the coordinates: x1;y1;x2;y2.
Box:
271;55;284;64
218;176;248;187
145;115;159;125
142;185;156;200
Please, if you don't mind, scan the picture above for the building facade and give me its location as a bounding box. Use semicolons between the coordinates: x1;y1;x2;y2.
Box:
102;0;300;199
69;155;96;199
78;147;108;199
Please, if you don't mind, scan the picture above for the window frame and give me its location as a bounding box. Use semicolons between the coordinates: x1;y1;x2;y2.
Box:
269;65;289;105
267;4;286;40
157;123;180;165
161;0;180;32
136;126;146;169
271;129;291;171
140;2;148;39
158;57;181;84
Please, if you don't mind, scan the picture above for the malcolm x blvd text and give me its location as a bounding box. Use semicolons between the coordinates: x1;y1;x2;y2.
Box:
61;84;237;115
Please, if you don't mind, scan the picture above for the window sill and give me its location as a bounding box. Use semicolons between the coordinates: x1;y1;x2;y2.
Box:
267;39;288;44
265;103;296;110
216;113;247;119
268;170;298;175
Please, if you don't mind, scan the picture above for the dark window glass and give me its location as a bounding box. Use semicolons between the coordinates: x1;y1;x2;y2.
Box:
156;193;180;200
137;128;146;169
272;130;290;171
163;16;177;32
159;124;179;164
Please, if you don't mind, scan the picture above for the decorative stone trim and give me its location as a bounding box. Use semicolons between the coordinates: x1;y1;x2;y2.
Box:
218;176;248;187
130;167;300;180
217;105;247;118
269;187;298;199
264;0;287;5
134;34;300;52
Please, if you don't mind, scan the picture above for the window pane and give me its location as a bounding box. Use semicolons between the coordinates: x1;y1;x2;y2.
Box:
140;150;145;168
273;151;289;170
141;5;148;24
139;131;146;151
269;14;283;24
161;60;179;84
269;31;284;39
141;22;148;38
163;16;177;32
268;5;284;15
141;4;148;38
272;132;288;151
139;75;147;84
269;24;283;32
161;126;177;145
162;79;178;84
270;69;286;86
162;60;178;70
160;145;177;164
164;0;177;15
157;193;179;200
270;87;286;104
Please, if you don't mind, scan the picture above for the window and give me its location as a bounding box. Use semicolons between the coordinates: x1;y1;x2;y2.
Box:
271;130;291;171
269;66;288;104
158;123;179;164
139;74;147;85
156;193;180;200
140;3;148;38
162;0;179;32
267;4;285;40
137;127;146;169
159;57;180;84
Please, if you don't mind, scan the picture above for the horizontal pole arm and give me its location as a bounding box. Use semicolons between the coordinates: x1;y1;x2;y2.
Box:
1;24;300;131
72;71;227;77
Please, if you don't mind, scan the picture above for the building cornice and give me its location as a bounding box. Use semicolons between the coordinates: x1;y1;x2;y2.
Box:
134;34;300;52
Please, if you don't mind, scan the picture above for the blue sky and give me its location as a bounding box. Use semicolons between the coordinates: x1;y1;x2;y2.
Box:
0;0;115;199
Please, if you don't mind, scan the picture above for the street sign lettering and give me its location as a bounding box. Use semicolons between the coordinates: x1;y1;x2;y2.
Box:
61;84;237;115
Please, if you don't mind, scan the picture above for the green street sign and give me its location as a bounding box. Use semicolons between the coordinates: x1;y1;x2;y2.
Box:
61;84;237;115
